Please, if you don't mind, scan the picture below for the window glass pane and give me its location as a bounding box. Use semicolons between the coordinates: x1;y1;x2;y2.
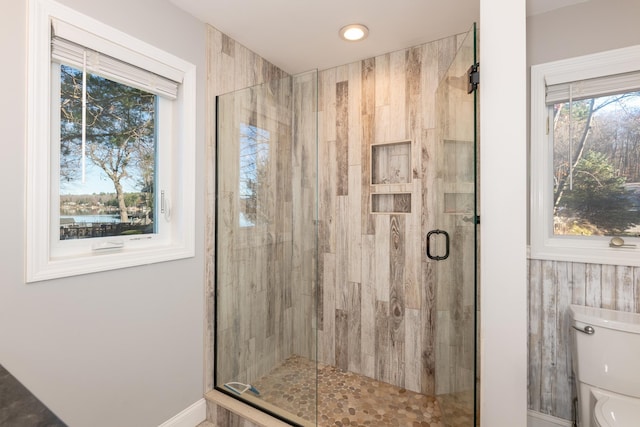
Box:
59;64;156;240
552;91;640;236
239;123;270;227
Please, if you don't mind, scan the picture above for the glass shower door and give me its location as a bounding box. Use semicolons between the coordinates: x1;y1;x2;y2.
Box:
432;24;478;426
215;71;318;426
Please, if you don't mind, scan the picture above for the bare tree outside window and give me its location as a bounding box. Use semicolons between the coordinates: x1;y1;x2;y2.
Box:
553;92;640;236
239;123;270;227
59;64;156;239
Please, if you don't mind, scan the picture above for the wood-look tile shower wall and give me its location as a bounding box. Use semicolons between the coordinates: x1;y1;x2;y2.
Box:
316;34;465;395
216;78;298;386
205;25;289;391
210;25;318;389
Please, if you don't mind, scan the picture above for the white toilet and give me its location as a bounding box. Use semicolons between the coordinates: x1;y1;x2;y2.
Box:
569;304;640;427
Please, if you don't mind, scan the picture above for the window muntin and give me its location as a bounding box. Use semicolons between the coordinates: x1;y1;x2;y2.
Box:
551;91;640;237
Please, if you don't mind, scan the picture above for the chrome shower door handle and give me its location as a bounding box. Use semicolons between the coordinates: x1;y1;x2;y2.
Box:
426;229;450;261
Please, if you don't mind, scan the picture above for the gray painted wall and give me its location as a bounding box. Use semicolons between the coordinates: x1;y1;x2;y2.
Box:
526;0;640;421
527;0;640;66
0;1;206;426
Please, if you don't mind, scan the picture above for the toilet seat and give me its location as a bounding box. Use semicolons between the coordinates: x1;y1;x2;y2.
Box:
593;394;640;427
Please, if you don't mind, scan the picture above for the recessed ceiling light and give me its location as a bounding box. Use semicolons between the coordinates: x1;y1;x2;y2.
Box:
339;24;369;42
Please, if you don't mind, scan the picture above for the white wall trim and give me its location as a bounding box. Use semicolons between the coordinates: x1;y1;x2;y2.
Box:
157;399;206;427
528;410;573;427
480;0;528;425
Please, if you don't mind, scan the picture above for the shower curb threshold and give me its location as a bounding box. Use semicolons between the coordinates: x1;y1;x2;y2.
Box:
204;389;314;427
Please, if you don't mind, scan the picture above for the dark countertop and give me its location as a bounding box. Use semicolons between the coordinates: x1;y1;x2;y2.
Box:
0;365;66;427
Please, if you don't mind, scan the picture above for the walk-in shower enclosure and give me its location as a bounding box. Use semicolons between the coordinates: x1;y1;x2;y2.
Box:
215;25;478;426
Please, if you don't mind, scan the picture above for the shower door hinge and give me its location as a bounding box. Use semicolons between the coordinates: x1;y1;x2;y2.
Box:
467;63;480;94
463;215;480;225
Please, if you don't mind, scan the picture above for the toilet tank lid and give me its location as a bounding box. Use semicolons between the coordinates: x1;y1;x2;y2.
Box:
569;304;640;334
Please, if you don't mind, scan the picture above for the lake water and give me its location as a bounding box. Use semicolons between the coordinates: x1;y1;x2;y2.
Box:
61;215;120;224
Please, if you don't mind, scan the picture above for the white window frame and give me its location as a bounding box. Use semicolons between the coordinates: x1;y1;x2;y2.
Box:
530;45;640;267
26;0;196;282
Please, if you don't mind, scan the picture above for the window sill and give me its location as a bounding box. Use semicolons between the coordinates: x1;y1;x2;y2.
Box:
529;238;640;267
27;243;194;282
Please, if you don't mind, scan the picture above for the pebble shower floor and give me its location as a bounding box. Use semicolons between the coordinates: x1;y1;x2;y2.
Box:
248;355;472;426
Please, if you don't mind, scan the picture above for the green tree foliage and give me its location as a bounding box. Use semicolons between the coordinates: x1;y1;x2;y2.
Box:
59;64;155;223
124;192;141;207
558;151;637;234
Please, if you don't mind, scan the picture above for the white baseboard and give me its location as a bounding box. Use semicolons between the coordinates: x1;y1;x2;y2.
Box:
158;398;207;427
528;410;572;427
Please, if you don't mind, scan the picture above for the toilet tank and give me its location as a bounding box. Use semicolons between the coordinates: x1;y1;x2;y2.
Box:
569;304;640;398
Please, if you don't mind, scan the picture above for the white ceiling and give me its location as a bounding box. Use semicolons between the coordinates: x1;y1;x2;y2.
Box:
169;0;591;75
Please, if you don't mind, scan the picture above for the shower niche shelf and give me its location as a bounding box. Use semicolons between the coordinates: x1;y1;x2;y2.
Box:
370;140;413;213
371;193;411;214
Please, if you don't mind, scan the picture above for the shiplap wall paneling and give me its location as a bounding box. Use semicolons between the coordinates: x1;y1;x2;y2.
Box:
528;259;640;422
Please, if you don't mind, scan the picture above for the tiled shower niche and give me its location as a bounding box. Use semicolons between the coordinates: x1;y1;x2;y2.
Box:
371;140;412;214
371;141;411;185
